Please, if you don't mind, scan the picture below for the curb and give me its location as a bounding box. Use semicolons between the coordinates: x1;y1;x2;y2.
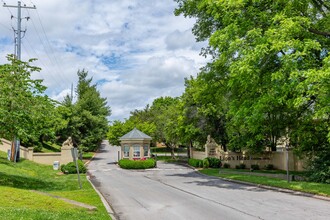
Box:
86;175;117;220
196;170;330;202
85;145;117;220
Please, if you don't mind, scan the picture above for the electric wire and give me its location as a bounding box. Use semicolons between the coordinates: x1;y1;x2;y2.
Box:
35;8;69;84
2;0;73;98
24;8;68;90
23;36;64;88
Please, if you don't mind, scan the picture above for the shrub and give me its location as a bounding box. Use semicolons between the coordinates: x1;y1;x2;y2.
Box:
250;164;260;170
203;158;210;168
119;159;155;169
236;164;246;169
206;157;222;168
307;150;330;183
223;163;230;168
61;160;87;174
265;164;274;170
188;158;203;168
33;143;43;152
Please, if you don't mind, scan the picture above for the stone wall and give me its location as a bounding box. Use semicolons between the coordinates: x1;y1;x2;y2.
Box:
191;148;306;171
0;138;74;166
191;150;206;160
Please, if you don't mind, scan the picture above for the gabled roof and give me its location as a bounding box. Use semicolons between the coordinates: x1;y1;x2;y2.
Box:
119;128;152;141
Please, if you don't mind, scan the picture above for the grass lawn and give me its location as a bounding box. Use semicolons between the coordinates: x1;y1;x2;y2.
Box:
82;152;95;160
200;168;330;197
156;156;188;163
40;142;61;153
0;151;110;220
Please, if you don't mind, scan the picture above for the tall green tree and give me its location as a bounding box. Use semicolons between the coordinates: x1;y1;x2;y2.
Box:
0;55;53;160
175;0;330;152
56;70;111;151
74;70;111;151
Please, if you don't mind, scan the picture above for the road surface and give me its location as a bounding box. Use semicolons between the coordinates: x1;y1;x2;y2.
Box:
87;141;330;220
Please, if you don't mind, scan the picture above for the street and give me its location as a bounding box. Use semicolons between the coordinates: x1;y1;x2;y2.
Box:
87;141;330;220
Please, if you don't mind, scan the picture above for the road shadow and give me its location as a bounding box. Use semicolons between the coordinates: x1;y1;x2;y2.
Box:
166;171;267;192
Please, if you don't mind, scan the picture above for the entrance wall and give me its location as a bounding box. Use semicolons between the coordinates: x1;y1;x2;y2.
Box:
191;148;306;171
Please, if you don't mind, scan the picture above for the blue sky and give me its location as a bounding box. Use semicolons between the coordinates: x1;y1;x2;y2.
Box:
0;0;207;121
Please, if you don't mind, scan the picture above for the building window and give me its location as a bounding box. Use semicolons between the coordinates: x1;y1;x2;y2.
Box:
133;145;140;158
143;145;148;157
124;146;129;158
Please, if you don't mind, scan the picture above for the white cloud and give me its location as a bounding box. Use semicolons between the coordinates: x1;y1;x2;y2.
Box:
0;0;208;121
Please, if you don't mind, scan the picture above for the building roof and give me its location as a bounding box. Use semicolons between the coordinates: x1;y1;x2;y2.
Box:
119;128;152;141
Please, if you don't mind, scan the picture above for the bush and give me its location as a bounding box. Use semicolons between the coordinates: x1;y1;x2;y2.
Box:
235;164;246;169
203;158;210;168
265;164;274;170
61;160;87;174
223;163;230;168
307;150;330;183
206;157;222;168
198;160;203;168
250;164;260;170
188;158;203;168
119;159;155;169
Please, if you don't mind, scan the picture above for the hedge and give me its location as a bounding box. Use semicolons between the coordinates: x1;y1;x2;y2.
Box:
206;157;222;168
188;158;203;168
119;159;156;169
61;160;87;174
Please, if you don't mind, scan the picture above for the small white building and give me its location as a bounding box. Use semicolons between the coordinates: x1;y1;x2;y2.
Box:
119;128;152;160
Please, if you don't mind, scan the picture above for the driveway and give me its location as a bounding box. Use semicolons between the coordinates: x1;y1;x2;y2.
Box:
87;141;330;220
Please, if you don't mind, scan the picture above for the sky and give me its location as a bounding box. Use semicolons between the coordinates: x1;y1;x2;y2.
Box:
0;0;208;121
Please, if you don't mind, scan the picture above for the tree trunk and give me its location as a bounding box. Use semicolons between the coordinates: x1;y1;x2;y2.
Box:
170;145;175;159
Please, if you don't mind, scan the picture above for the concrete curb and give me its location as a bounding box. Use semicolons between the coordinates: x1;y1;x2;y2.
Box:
86;175;117;220
85;145;117;220
195;170;330;202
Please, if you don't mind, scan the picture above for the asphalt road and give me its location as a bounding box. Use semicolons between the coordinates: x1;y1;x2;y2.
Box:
87;141;330;220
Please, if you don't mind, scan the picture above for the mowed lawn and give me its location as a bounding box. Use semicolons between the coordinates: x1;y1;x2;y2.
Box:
0;151;110;220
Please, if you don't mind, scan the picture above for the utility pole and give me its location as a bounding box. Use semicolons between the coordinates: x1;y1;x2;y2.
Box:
3;1;36;162
3;1;36;60
71;83;74;102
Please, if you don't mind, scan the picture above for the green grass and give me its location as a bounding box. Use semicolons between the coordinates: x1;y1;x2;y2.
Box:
150;147;187;153
156;156;188;163
200;168;330;197
221;168;307;176
36;142;61;153
82;152;95;160
0;151;111;220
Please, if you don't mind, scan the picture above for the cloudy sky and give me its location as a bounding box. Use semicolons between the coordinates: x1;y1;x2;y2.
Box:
0;0;207;121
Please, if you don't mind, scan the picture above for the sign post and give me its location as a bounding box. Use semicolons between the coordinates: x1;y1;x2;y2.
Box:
285;144;290;182
71;148;82;189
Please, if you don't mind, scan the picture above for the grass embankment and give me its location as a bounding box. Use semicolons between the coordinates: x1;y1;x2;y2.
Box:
200;168;330;197
0;151;110;220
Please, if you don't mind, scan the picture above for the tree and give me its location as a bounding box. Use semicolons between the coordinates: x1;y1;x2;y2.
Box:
0;55;52;160
175;0;330;181
181;74;229;151
175;0;330;150
147;97;182;158
56;70;111;151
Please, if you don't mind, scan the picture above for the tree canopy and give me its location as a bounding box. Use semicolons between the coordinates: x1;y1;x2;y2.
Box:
175;0;330;154
56;70;111;151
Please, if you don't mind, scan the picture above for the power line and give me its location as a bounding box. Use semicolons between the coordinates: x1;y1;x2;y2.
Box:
35;8;69;83
21;7;69;90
